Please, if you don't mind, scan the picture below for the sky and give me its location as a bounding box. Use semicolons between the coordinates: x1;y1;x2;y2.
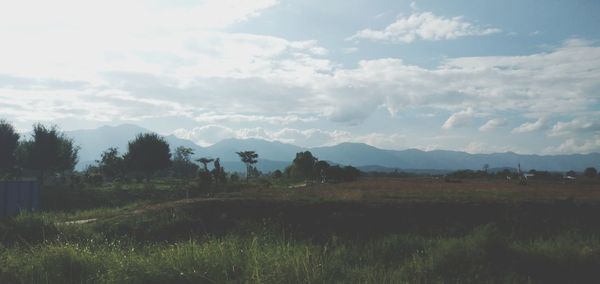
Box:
0;0;599;154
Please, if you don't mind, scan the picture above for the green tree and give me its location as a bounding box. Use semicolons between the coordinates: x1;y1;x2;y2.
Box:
291;151;317;179
20;124;79;183
171;146;198;178
97;147;125;181
272;169;283;179
0;120;19;175
212;158;226;185
196;157;214;172
236;151;258;181
584;167;598;178
125;133;171;181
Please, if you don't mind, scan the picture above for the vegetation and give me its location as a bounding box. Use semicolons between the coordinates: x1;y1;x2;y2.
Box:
18;124;79;183
172;147;198;179
0;120;19;176
236;151;259;181
3;190;600;283
125;133;171;181
97;147;126;181
2;118;600;283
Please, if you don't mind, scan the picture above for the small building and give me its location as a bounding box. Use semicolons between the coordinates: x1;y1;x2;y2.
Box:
0;181;39;218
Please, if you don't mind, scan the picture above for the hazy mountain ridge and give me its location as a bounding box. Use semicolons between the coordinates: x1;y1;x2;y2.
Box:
68;124;600;172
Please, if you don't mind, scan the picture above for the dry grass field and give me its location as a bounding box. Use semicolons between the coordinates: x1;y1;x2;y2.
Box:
228;177;600;203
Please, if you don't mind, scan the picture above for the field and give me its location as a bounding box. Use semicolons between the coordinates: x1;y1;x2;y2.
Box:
2;177;600;283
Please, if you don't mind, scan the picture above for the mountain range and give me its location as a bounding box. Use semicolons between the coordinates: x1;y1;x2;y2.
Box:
64;124;600;173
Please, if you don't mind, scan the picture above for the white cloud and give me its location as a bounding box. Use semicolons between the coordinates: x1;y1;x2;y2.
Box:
2;38;600;131
512;118;548;134
410;1;418;11
193;113;318;125
442;108;476;129
173;125;407;149
549;117;600;137
479;118;508;132
464;141;514;154
349;11;500;43
544;135;600;154
1;0;599;155
173;125;238;147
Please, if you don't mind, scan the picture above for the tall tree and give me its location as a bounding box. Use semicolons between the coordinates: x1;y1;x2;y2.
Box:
0;120;19;174
291;151;317;179
236;151;258;181
125;133;171;181
20;124;79;183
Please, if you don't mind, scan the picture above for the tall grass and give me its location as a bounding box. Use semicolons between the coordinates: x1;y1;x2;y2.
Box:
2;223;600;283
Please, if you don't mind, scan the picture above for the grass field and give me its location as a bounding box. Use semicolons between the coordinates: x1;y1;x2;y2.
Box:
2;177;600;283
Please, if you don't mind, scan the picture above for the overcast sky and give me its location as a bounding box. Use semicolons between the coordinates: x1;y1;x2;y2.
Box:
1;0;599;154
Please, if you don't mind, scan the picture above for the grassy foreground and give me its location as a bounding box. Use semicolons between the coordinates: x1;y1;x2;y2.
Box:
2;222;600;284
3;178;600;283
2;204;600;283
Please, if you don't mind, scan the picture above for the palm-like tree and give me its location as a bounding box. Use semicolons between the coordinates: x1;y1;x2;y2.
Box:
196;157;214;172
236;151;258;181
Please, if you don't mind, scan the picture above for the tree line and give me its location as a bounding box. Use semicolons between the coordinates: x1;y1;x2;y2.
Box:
0;120;361;185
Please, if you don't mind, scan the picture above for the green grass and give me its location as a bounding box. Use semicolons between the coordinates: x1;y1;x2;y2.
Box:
2;223;600;283
3;178;600;283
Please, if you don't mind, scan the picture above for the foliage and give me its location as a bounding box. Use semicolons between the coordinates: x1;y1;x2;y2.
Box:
212;158;226;184
314;160;330;181
290;151;317;179
171;146;198;178
3;216;600;284
125;133;171;181
230;172;240;182
272;169;283;179
0;119;19;174
327;165;361;182
97;147;125;181
195;157;214;172
18;124;79;182
236;151;258;181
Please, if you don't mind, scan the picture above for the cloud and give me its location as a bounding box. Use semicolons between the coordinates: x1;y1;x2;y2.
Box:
544;135;600;154
1;0;599;144
479;118;508;132
549;116;600;136
0;0;278;31
173;125;238;147
511;118;548;134
193;113;318;125
442;108;476;129
348;11;500;43
172;125;407;149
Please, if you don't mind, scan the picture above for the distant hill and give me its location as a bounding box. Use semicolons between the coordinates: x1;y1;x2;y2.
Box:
67;124;600;172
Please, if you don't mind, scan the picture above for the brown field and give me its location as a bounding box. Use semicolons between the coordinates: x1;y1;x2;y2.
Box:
226;177;600;203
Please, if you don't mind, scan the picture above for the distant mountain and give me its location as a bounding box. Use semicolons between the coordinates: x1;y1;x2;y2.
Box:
67;124;600;172
67;124;149;169
67;124;203;170
203;138;303;161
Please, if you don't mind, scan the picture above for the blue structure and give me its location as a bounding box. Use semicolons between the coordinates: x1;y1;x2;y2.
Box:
0;181;39;218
